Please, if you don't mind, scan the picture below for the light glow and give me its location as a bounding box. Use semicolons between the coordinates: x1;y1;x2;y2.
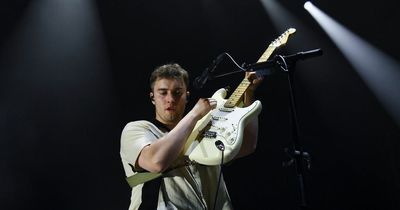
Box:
305;2;400;126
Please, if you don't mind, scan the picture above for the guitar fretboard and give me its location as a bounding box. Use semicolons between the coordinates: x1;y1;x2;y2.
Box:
224;79;251;108
224;46;276;108
257;47;276;63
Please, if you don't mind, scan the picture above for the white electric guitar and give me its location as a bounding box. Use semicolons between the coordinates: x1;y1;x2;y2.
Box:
182;28;297;165
125;28;297;187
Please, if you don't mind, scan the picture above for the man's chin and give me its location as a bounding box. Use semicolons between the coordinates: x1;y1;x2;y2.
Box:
165;115;178;123
158;113;181;125
169;117;179;123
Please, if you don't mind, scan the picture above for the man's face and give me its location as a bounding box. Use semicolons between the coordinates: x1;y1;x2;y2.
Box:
151;78;188;127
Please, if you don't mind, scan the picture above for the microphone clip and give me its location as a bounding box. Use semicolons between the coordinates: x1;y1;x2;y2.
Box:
193;53;225;89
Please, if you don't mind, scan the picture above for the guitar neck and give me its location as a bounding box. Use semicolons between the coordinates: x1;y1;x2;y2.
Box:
257;47;277;63
224;46;277;108
224;28;296;108
224;79;251;108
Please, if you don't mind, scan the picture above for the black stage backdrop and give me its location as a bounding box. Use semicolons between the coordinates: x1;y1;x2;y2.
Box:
1;0;399;210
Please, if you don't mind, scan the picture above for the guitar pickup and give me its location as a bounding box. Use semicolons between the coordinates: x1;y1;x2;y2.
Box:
212;116;228;121
203;131;217;138
218;107;234;113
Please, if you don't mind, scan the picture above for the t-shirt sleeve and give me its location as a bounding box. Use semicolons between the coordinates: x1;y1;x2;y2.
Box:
120;121;158;169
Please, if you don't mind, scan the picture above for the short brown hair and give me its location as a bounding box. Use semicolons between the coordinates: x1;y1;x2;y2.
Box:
149;63;189;90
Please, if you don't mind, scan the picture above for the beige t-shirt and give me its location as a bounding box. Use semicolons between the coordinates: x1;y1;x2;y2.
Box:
120;120;233;210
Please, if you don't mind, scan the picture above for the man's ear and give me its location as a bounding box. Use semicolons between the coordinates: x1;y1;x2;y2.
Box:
150;92;155;105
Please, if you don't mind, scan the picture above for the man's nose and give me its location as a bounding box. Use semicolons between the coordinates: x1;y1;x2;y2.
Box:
166;93;176;103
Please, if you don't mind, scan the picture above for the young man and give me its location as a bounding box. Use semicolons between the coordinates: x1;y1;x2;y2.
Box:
120;63;263;209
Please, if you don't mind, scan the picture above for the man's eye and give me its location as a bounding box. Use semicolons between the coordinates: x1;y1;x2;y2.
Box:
174;91;182;96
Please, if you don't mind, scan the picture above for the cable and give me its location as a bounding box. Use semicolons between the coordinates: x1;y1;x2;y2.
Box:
276;55;289;72
213;140;225;210
210;52;249;80
218;52;247;72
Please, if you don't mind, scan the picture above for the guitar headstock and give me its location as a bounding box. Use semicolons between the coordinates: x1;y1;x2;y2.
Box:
270;28;296;47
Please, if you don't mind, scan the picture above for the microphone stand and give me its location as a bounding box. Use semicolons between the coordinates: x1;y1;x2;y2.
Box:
276;55;311;210
246;52;320;210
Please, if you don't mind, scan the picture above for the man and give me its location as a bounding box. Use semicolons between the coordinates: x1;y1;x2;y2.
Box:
120;63;263;209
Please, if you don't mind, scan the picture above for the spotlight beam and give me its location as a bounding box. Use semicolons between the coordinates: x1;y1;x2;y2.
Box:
305;2;400;126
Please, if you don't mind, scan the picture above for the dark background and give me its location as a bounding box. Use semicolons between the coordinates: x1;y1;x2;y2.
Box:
1;0;399;209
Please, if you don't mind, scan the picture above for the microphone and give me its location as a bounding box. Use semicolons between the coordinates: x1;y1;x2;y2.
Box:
281;48;323;63
193;54;224;89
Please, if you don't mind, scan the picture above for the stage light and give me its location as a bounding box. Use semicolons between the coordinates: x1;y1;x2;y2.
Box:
304;1;312;10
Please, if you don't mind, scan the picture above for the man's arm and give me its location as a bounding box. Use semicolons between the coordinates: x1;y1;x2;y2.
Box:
137;98;217;173
236;71;263;158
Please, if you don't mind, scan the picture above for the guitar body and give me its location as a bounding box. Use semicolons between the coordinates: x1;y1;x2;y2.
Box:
187;88;262;165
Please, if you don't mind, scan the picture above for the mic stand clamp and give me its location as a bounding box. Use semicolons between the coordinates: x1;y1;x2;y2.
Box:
283;147;311;170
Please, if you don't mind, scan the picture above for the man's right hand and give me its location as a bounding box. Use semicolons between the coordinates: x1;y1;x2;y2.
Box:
190;98;217;120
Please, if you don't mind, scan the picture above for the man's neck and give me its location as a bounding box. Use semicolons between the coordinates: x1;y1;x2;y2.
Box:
153;118;175;131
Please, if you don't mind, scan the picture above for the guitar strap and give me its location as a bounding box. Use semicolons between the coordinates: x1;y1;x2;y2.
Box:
138;175;162;210
126;171;162;188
